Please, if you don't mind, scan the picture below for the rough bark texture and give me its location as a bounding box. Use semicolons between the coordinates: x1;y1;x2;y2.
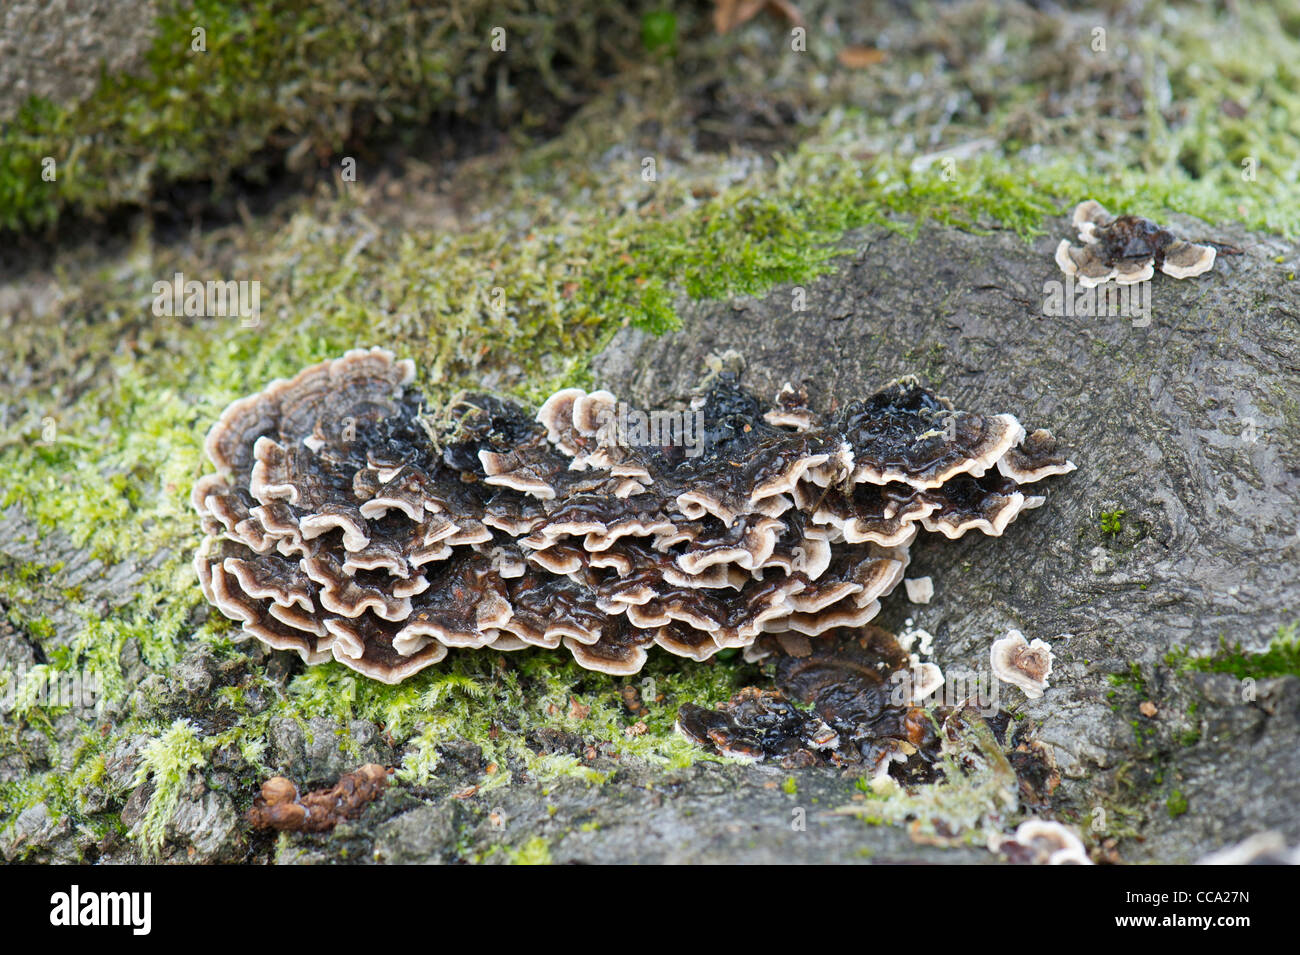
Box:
0;0;159;122
592;217;1300;862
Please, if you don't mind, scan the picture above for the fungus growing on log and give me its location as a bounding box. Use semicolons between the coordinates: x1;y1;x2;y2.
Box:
1055;199;1217;287
990;629;1055;699
194;348;1074;682
247;764;390;832
676;627;940;774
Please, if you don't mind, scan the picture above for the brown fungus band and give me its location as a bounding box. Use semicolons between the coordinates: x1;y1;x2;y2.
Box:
193;348;1075;683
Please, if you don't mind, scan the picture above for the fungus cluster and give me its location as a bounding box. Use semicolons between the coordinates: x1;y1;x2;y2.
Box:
677;626;942;776
1055;199;1217;287
247;764;390;832
194;348;1075;682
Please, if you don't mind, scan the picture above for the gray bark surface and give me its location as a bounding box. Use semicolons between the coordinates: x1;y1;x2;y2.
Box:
592;216;1300;862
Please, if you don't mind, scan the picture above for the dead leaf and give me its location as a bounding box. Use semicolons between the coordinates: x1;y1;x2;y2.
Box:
838;46;887;69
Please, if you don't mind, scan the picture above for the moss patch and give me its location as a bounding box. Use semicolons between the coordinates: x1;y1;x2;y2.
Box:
1;0;668;232
837;714;1018;845
1165;622;1300;680
507;834;553;865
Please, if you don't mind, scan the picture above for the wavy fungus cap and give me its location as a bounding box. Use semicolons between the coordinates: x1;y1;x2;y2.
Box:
989;818;1092;865
1055;199;1217;288
990;629;1055;699
193;349;1075;682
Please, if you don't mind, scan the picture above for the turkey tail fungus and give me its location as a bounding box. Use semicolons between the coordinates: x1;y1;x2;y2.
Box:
194;348;1075;682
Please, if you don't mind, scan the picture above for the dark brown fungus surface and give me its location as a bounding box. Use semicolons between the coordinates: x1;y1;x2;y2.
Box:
194;348;1074;681
1055;199;1217;287
677;627;942;777
680;628;1063;795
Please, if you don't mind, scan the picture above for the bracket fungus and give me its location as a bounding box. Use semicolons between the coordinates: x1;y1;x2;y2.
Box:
194;348;1075;683
676;627;941;775
904;575;934;604
1055;199;1217;287
990;629;1054;699
989;818;1092;865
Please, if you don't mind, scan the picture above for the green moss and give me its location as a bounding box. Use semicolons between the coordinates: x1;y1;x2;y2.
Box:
1108;662;1147;694
0;0;665;232
1099;509;1126;537
130;718;209;856
9;0;1300;240
313;649;728;787
506;834;552;865
1088;779;1146;846
1166;790;1189;819
836;712;1018;844
640;10;678;54
1165;623;1300;680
